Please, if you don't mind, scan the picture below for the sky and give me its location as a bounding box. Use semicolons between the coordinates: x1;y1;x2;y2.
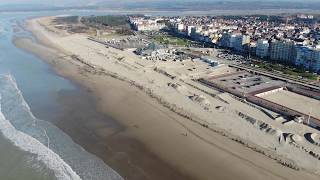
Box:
0;0;314;4
0;0;316;7
0;0;92;5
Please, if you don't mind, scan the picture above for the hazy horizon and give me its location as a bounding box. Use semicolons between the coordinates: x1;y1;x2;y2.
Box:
0;0;319;12
0;0;318;6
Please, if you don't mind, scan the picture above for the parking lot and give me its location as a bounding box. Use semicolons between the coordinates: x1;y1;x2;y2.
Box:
207;71;285;94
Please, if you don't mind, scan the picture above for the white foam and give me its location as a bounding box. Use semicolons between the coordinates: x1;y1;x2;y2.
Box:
0;95;81;180
0;74;123;180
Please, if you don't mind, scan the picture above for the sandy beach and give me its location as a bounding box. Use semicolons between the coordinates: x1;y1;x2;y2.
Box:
13;16;320;180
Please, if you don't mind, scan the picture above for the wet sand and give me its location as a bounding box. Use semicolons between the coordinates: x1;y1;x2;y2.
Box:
12;17;320;180
14;37;194;180
54;89;194;180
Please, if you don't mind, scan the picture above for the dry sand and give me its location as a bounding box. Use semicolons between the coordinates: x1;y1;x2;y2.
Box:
13;16;320;180
261;90;320;119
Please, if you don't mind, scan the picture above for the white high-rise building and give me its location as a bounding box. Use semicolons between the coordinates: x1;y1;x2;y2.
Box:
256;40;269;58
218;33;238;48
218;33;249;51
229;34;238;48
186;26;195;37
233;35;250;52
296;46;320;72
270;40;296;64
176;23;184;32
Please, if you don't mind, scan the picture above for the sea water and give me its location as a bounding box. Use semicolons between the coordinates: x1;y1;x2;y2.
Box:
0;11;125;180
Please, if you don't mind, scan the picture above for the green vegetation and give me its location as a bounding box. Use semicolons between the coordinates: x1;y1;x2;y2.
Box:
81;15;133;36
252;61;319;80
83;15;129;27
54;16;80;24
153;35;191;47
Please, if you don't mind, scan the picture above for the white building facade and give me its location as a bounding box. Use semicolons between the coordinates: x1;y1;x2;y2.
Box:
295;46;320;72
256;39;269;58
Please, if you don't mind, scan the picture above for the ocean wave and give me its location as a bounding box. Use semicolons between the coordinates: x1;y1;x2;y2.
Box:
0;74;123;180
0;96;81;180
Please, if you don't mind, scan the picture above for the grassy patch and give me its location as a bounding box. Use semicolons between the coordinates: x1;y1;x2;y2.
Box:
81;15;133;35
153;35;191;46
84;15;129;27
54;16;80;24
253;61;319;80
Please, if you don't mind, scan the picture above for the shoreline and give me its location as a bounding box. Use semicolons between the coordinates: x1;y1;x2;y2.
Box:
14;16;320;180
13;37;194;180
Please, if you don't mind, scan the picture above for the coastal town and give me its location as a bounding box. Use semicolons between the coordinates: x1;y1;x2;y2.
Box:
2;0;320;179
129;14;320;75
13;13;320;180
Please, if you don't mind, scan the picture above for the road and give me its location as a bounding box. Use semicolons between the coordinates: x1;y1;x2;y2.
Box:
229;64;320;91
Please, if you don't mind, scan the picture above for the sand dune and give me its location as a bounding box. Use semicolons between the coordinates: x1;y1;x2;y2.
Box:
13;16;320;180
